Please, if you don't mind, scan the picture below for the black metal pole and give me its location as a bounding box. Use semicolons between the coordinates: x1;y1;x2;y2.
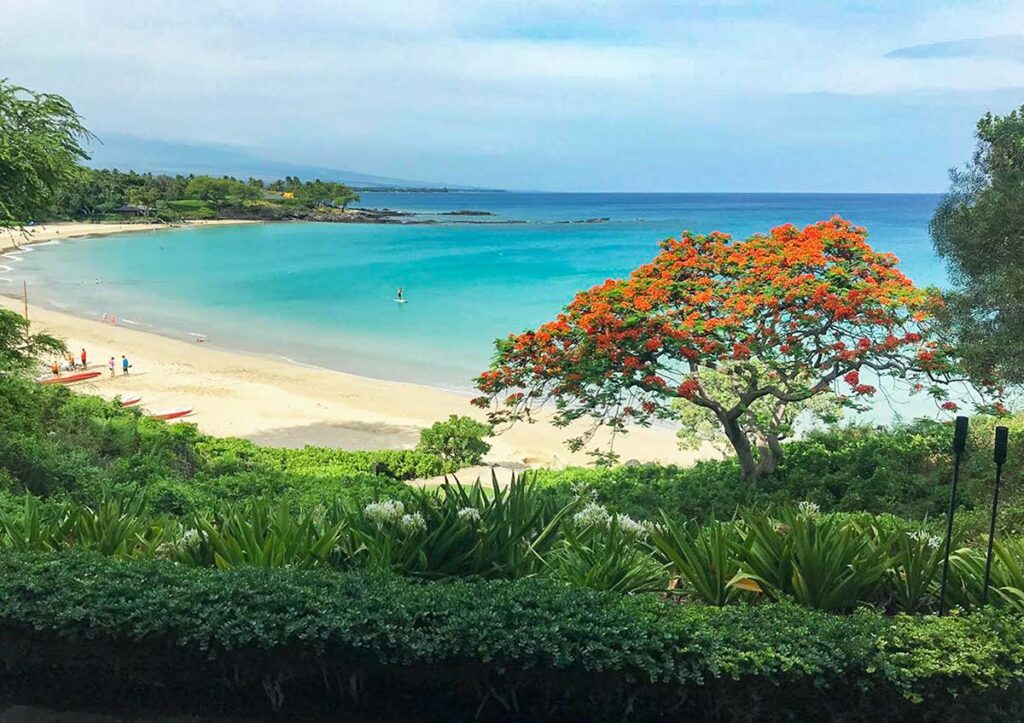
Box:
939;415;969;615
982;426;1009;606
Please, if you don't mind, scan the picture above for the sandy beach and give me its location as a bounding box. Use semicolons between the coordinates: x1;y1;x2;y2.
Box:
1;220;255;253
0;296;716;471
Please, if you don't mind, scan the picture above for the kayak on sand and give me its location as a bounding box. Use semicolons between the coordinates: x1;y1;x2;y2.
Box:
149;407;193;421
37;371;102;385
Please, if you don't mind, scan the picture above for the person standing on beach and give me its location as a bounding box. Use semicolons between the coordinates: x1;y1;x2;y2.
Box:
108;357;116;378
121;355;130;377
50;360;60;377
80;348;87;369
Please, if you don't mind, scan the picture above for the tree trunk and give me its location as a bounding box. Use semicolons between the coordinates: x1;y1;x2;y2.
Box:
719;416;783;482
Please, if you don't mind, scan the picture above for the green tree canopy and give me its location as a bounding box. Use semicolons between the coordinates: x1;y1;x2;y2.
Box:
931;105;1024;385
184;176;260;207
0;309;65;372
0;79;91;230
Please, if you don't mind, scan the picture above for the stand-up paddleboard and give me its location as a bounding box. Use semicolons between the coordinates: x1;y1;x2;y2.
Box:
150;407;193;421
120;394;142;407
394;298;407;304
38;370;102;385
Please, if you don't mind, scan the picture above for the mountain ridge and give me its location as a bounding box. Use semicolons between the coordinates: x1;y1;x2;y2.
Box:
84;134;475;189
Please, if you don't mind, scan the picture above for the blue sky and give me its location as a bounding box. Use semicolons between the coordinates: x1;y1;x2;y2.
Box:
3;0;1023;191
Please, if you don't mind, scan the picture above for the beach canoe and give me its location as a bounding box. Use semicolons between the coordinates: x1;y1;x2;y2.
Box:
149;407;193;421
38;371;102;385
119;395;142;407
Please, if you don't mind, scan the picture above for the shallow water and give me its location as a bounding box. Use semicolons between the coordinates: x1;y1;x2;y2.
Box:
12;192;943;395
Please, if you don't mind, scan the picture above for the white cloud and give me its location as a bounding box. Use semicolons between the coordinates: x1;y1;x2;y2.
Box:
2;0;1022;189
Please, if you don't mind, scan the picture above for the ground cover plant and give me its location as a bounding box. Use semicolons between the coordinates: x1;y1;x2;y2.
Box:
1;551;1022;721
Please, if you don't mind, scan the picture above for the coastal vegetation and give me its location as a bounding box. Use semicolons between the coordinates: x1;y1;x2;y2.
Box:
0;79;362;229
475;217;976;480
4;79;1024;719
0;78;91;232
3;347;1024;717
416;414;493;469
931;103;1024;385
52;167;362;223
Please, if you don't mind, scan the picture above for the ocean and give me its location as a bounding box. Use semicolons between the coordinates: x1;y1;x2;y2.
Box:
9;192;944;393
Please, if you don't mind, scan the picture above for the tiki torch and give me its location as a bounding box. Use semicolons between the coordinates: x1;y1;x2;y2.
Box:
982;426;1010;605
939;415;969;615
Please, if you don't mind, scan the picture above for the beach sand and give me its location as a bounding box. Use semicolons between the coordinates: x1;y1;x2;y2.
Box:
1;220;255;253
0;297;717;471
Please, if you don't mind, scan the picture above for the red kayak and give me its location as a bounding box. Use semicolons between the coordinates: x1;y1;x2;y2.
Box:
38;371;102;385
120;395;142;407
150;407;193;421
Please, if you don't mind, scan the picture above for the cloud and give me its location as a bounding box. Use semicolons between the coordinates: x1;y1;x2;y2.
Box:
886;35;1024;62
3;0;1023;190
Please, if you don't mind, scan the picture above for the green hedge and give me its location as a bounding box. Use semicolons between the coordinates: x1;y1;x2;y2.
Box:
0;552;1021;721
536;418;1024;529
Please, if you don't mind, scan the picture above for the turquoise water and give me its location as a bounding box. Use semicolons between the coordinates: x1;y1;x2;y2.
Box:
9;193;943;390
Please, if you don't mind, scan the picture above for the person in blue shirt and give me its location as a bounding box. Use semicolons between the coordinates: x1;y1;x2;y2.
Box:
121;355;130;377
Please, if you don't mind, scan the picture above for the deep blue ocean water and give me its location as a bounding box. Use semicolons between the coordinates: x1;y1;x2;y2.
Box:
8;192;944;391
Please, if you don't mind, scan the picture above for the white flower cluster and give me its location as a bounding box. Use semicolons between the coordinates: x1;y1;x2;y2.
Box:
911;529;943;549
179;528;202;548
797;500;821;517
570;482;599;503
364;499;405;526
399;512;427;534
156;528;202;560
457;507;482;525
573;502;650;537
573;501;612;528
616;515;652;537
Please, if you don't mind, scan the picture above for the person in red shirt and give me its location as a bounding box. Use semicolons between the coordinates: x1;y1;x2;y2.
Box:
80;348;87;369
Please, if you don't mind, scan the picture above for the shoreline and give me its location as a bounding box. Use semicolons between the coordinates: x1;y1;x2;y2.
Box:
0;220;258;253
0;297;717;470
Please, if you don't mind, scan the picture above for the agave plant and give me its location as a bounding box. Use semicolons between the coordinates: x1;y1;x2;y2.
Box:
461;472;571;578
0;495;58;552
650;516;758;605
187;499;345;569
876;520;946;613
59;492;169;557
734;508;893;612
547;516;668;594
950;538;1024;610
345;472;570;578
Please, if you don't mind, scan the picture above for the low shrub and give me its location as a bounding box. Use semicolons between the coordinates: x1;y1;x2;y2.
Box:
416;414;492;471
537;418;1024;525
0;551;1021;721
0;376;443;515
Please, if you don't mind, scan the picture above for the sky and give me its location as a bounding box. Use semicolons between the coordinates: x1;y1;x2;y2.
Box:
3;0;1024;191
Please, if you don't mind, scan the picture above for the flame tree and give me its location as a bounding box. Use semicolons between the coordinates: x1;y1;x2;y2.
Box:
474;217;966;481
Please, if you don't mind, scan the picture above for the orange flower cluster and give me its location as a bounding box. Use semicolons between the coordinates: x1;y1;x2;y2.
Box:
475;217;956;429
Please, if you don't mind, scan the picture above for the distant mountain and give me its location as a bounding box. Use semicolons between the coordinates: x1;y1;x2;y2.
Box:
83;133;465;189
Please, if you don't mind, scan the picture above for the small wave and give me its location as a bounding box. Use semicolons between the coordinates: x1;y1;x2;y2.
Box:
47;299;69;310
279;355;333;372
2;253;23;261
0;265;12;272
121;318;143;326
0;278;11;283
32;240;59;247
